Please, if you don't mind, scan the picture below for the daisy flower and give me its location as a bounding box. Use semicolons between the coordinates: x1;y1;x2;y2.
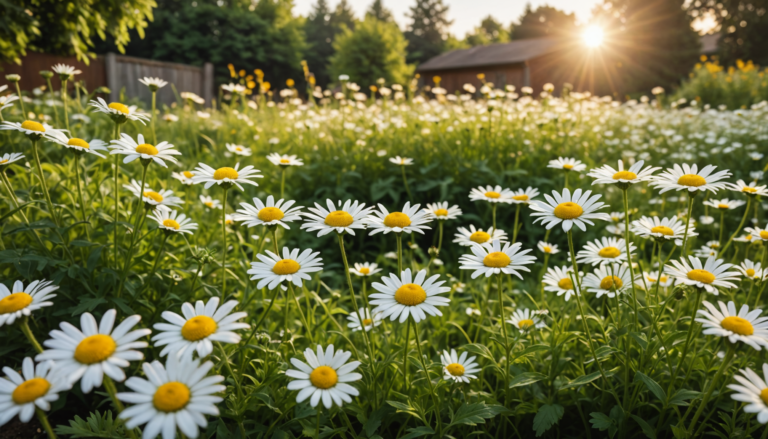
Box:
191;162;262;191
459;239;536;279
233;195;303;229
735;228;757;243
389;156;413;166
542;266;579;301
650;163;731;194
0;120;63;140
369;268;451;323
0;153;24;166
424;202;462;220
587;159;659;185
538;241;560;255
577;236;635;266
148;208;198;235
696;301;768;350
453;225;507;246
582;263;634;298
286;345;362;408
0;94;19;114
703;198;746;210
110;133;180;167
349;262;382;277
46;130;107;158
267;153;303;167
694;245;719;259
728;364;768;423
0;280;58;327
138;76;168;91
508;186;539;204
116;353;224;439
752;227;768;242
247;247;323;290
469;185;514;204
666;256;740;294
199;195;222;210
152;297;249;358
548;157;586;172
366;202;432;235
36;309;151;393
0;358;70;427
172;171;196;185
507;308;547;332
728;180;768;197
124;180;184;209
346;307;382;332
631;216;697;244
737;260;764;281
301;199;373;237
642;270;674;288
226;143;251;156
51;63;81;80
440;349;480;383
89;97;150;124
530;188;611;232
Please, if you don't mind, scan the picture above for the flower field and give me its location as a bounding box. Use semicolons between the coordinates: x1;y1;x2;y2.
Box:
1;71;768;439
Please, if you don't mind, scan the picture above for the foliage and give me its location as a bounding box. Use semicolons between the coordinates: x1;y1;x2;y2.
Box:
510;4;577;40
366;0;394;23
464;16;510;47
675;58;768;109
404;0;452;66
303;0;358;87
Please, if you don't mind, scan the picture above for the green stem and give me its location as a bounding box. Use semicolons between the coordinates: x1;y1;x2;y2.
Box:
14;82;26;115
396;233;403;274
718;210;725;248
116;164;150;298
113;123;122;269
0;171;51;256
151;91;157;145
61;79;70;133
20;316;43;353
74;154;90;239
216;341;244;397
412;316;443;437
511;204;521;244
288;282;314;344
46;78;59;127
147;234;169;283
680;194;695;254
35;408;57;439
720;197;752;256
401;317;411;391
280;167;286;200
401;166;413;201
666;289;703;395
221;188;229;294
497;273;512;408
31;139;74;263
685;348;734;434
492;203;497;231
241;287;281;347
622;189;640;330
103;376;138;439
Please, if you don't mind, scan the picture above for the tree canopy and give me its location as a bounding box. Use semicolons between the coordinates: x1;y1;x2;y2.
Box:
510;4;577;40
404;0;452;65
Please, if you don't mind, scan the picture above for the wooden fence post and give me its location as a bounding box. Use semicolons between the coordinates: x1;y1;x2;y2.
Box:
203;62;214;107
105;53;119;103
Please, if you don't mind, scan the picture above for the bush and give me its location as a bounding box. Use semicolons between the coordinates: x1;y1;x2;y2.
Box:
675;57;768;109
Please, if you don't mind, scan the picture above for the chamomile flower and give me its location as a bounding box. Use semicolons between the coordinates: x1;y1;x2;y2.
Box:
267;153;304;167
666;256;740;294
751;226;768;242
728;364;768;423
735;229;757;243
110;133;180;167
199;195;222;210
36;309;151;393
0;280;58;327
152;298;248;358
440;349;480;383
453;225;507;246
369;268;450;323
537;241;560;255
530;188;611;232
389;156;413;166
728;180;768;197
508;186;539;204
0;153;24;166
694;245;719;258
89;98;150;124
0;94;19;113
247;247;323;290
576;236;636;266
507;308;546;332
226;143;251;156
116;353;224;439
124;180;184;209
301;199;372;236
233;196;303;229
548;157;586;172
588;159;659;185
0;358;70;427
0;120;63;140
469;185;514;203
631;216;697;244
542;266;579;301
737;260;764;281
46;130;107;158
651;163;731;194
191;162;263;191
138;76;168;91
642;270;674;288
582;263;634;298
696;301;768;350
346;308;382;332
703;198;746;210
424;202;462;220
51;64;81;80
459;239;536;279
172;171;196;185
148;208;198;235
349;262;381;277
366;202;432;235
286;345;361;409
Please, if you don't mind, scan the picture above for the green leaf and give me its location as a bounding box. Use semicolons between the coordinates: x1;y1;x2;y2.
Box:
668;389;701;406
630;414;656;439
448;402;505;427
462;343;494;360
635;371;666;401
629;332;648;350
512;344;550;362
560;370;602;389
364;406;392;437
671;424;689;439
508;372;547;388
400;426;435;439
589;412;614;431
54;411;125;438
533;404;564;437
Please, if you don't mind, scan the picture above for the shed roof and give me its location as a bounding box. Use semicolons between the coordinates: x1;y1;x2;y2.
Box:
417;38;561;72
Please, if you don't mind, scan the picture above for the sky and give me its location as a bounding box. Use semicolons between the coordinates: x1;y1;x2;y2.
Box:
292;0;603;38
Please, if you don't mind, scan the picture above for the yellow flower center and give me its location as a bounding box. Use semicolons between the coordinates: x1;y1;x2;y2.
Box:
512;194;529;201
744;235;753;241
383;212;412;228
183;171;194;179
258;207;284;222
677;174;706;187
21;120;45;132
394;283;427;306
280;158;290;164
612;171;637;180
12;378;50;404
687;269;715;284
0;292;33;314
74;334;116;364
469;231;491;244
647;276;657;283
743;187;757;194
235;147;242;151
543;246;552;253
324;210;354;227
720;316;754;335
434;209;449;216
204;202;213;208
67;138;89;149
0;159;7;164
483;252;511;268
362;318;373;326
747;268;756;277
162;219;180;230
484;191;501;199
181;316;217;341
310;366;338;389
153;382;190;412
518;319;535;329
446;363;465;376
558;278;574;290
660;276;668;283
651;226;674;236
135;143;159;156
717;203;730;209
273;259;300;275
143;191;164;203
553;202;583;220
359;267;370;275
598;246;621;258
761;231;768;240
213;167;239;180
563;164;574;170
108;102;130;114
600;276;624;290
761;388;768;405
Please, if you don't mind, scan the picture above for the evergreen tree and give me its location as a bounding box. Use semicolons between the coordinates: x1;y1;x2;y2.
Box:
304;0;336;86
687;0;768;66
366;0;394;23
510;4;577;40
465;16;510;46
404;0;452;65
330;0;356;32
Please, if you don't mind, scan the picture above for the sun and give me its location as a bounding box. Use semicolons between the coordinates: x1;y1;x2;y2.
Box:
583;26;604;48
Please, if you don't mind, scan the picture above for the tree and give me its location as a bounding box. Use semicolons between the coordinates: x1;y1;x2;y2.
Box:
686;0;768;66
510;4;577;40
0;0;155;65
331;0;356;32
465;16;510;47
366;0;394;23
404;0;452;65
329;16;414;86
303;0;336;86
